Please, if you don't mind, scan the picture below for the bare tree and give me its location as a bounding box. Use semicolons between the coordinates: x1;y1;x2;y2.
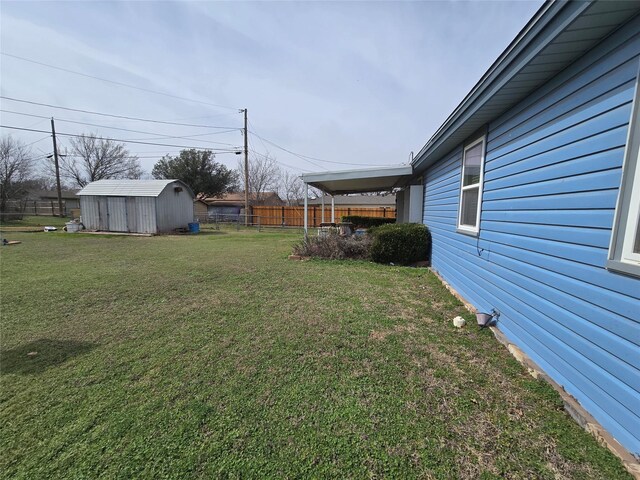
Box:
0;135;34;220
25;175;70;192
55;133;142;188
237;153;281;204
280;170;305;206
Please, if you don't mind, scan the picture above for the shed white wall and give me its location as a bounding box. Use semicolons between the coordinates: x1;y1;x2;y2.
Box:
131;197;157;234
80;195;157;233
80;196;100;230
155;185;194;232
107;197;127;231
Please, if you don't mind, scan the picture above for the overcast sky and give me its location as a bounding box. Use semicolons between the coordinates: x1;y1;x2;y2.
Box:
0;0;543;177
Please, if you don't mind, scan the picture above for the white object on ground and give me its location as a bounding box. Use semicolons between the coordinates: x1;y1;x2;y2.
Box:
453;316;466;328
65;222;81;233
44;226;57;232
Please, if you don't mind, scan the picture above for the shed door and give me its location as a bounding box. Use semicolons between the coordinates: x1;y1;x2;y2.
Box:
126;197;137;233
97;197;109;230
107;197;127;232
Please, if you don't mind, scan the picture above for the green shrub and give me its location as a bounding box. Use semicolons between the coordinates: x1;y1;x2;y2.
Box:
341;215;395;229
369;223;431;265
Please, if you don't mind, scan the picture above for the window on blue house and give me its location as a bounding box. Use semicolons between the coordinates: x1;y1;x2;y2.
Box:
457;136;486;235
609;68;640;277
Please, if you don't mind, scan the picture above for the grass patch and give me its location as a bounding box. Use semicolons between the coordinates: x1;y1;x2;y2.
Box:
0;215;68;232
0;230;631;479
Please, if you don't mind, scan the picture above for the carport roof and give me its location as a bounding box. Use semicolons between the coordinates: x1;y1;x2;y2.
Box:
300;165;413;195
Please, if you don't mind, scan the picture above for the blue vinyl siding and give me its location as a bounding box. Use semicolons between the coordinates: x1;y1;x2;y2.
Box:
423;17;640;455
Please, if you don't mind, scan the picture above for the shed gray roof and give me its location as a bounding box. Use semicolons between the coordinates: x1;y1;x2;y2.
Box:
77;179;194;198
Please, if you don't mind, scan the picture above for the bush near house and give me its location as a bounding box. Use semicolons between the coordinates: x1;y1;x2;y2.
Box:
341;215;395;229
369;223;431;266
293;233;371;260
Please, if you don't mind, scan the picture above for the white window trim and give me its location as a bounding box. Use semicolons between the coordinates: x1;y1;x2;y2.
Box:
457;135;486;236
608;61;640;278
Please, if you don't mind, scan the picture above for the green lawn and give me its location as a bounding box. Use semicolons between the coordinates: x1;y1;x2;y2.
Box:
0;229;631;479
0;215;68;231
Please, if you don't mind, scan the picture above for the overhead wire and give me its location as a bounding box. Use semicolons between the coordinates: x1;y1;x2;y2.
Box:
1;52;240;111
0;125;242;152
22;118;50;130
0;96;239;129
248;131;322;169
0;110;241;147
249;148;309;173
247;119;272;156
61;153;174;160
123;133;237;144
24;134;51;147
3;99;379;170
3;54;386;172
246;133;308;173
245;123;311;173
170;111;243;121
248;127;380;168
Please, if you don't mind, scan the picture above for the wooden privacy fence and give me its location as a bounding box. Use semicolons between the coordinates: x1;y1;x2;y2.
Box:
250;206;396;227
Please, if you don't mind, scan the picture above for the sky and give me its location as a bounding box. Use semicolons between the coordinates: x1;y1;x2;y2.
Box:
0;0;543;178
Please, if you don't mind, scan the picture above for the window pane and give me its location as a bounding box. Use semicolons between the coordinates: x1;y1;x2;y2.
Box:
463;143;483;186
461;187;479;227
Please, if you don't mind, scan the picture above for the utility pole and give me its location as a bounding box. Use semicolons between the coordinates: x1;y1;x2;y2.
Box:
50;118;64;218
243;108;249;226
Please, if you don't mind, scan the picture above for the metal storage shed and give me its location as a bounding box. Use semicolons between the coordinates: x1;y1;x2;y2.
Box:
77;179;195;234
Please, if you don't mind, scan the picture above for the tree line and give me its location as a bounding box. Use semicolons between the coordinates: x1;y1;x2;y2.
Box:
1;132;310;218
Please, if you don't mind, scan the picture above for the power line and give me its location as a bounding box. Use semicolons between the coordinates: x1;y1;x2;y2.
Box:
171;111;242;121
0;96;240;129
24;134;51;147
0;110;241;146
23;118;49;130
250;148;310;173
244;122;308;173
3;96;384;169
0;125;242;152
123;133;237;144
247;128;327;167
124;149;184;154
2;109;239;135
247;119;272;155
1;52;239;111
247;129;323;169
62;153;173;160
248;129;379;168
247;139;309;173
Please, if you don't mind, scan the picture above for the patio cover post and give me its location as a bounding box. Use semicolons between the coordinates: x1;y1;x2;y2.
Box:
303;182;308;236
321;193;325;224
331;196;335;223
